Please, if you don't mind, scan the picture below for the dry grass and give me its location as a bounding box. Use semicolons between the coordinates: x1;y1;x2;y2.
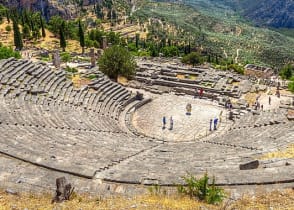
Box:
229;189;294;210
0;21;14;46
0;192;218;210
0;189;293;210
72;74;91;88
261;144;294;160
117;75;129;86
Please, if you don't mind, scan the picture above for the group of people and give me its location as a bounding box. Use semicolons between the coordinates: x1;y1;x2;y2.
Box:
162;116;173;130
209;117;218;131
253;95;274;111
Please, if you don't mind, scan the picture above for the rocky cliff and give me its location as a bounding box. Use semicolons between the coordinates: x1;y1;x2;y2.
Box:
0;0;83;20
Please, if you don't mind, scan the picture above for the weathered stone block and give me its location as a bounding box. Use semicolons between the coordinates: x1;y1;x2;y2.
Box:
239;160;259;170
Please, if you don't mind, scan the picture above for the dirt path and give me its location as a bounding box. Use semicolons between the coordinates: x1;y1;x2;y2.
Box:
235;48;241;63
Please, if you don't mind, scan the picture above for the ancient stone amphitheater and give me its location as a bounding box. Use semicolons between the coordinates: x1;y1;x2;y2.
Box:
0;58;293;194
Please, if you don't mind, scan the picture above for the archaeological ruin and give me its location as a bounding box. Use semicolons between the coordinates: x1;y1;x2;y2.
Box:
0;57;293;195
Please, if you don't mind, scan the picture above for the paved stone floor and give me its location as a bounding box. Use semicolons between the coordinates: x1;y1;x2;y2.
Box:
132;93;226;141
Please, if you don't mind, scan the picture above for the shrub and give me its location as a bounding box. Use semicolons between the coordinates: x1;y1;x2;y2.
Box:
87;74;97;80
280;64;293;80
65;66;78;73
182;52;203;66
0;45;21;59
5;25;11;32
177;172;225;205
288;77;294;93
61;52;71;63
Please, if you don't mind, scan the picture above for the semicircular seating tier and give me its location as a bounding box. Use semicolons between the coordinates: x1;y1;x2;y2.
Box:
0;58;293;188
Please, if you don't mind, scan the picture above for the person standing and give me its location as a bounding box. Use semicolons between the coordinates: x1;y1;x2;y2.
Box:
169;116;173;130
269;96;271;105
209;119;212;131
162;116;166;129
214;117;218;130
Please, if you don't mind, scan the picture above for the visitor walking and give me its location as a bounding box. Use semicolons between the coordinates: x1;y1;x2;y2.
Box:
169;116;173;130
209;119;212;131
214;117;218;130
162;116;166;129
269;96;271;105
200;88;204;98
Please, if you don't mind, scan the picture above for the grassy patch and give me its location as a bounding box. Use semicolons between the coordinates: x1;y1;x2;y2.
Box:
0;188;293;209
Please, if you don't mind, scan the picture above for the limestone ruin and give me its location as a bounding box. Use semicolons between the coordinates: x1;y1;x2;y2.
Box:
0;57;293;195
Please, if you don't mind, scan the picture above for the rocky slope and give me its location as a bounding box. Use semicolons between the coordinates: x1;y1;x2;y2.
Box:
0;0;86;20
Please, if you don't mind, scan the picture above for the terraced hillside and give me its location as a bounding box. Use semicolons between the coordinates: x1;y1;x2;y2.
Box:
0;59;293;194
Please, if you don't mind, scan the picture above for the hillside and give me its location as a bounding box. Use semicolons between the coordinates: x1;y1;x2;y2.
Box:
236;0;294;28
134;1;294;67
0;0;293;67
176;0;294;28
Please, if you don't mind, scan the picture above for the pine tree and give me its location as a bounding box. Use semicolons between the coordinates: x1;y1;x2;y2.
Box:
135;33;140;49
40;14;46;38
59;22;66;51
6;10;10;23
12;18;23;50
78;20;85;54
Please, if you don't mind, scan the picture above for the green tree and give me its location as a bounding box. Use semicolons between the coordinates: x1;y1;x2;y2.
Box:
6;9;10;23
161;46;179;57
22;24;31;39
182;52;203;66
12;18;23;50
59;22;66;51
78;20;85;54
135;33;140;49
98;45;136;80
40;14;46;38
279;64;293;80
48;15;63;35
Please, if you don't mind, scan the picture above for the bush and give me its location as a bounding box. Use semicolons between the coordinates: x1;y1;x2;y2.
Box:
0;45;21;59
87;74;97;80
65;66;78;73
280;64;293;80
288;77;294;93
228;64;244;75
177;173;225;205
61;52;71;63
182;52;203;66
5;25;11;32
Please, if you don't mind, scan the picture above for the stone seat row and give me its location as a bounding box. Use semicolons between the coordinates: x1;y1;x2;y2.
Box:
209;123;293;151
232;110;288;129
0;120;157;178
95;141;268;185
0;58;133;121
0;97;124;133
